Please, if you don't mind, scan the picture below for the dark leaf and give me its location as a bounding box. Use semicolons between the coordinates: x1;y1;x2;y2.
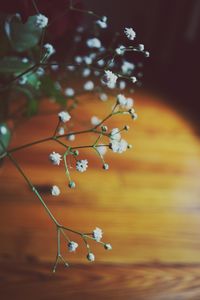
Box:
0;123;11;155
5;14;43;52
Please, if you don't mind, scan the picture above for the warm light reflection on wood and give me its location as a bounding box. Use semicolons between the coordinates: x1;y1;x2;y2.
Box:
0;91;200;299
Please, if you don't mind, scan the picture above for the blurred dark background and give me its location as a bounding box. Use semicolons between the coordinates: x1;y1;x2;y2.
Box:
83;0;200;131
1;0;200;128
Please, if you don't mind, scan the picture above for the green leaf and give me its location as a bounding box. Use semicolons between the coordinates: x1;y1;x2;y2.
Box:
0;56;33;73
41;76;66;105
0;123;11;155
15;86;38;116
5;14;43;52
26;73;41;89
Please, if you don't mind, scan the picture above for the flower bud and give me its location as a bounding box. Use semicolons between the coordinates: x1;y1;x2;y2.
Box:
68;181;76;189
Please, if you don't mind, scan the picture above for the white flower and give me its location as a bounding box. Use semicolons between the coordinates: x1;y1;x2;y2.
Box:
115;45;125;55
131;76;137;83
119;80;126;90
96;16;107;28
97;59;105;66
76;160;88;172
86;38;101;48
87;252;95;262
104;243;112;250
145;51;150;57
99;93;108;101
91;116;101;126
117;94;134;110
121;61;135;75
67;65;75;71
58;111;71;123
124;97;134;110
51;63;59;71
64;88;75;97
97;145;107;156
58;127;65;135
22;57;29;63
102;70;118;89
110;128;121;141
68;241;78;252
138;44;144;51
92;227;103;242
67;134;75;141
18;76;27;85
74;56;82;64
124;27;136;40
44;43;55;56
36;67;45;76
103;163;109;170
89;52;96;59
83;81;94;91
35;14;48;28
117;94;127;106
83;56;93;65
82;68;91;77
49;151;62;165
51;185;60;196
109;139;128;153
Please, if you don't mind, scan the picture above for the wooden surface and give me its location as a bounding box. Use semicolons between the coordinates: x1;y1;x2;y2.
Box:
0;90;200;299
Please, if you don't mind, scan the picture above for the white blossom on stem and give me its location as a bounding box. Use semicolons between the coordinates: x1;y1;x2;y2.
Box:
43;43;55;56
58;111;71;123
124;27;136;40
67;134;75;141
91;116;101;126
110;128;121;141
117;94;127;106
102;70;118;89
99;93;108;101
115;45;125;56
64;88;75;97
92;227;103;242
68;241;79;252
86;38;101;48
104;243;112;250
83;81;94;91
109;139;128;153
51;185;60;196
121;61;135;75
49;151;62;165
35;14;48;28
87;252;95;262
76;160;88;172
96;16;107;29
97;145;107;156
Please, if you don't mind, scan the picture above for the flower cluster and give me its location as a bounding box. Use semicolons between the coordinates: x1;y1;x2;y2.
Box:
0;0;149;272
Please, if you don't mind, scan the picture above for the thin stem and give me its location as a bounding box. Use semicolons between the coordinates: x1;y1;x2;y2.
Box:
0;139;59;226
0;64;38;92
32;0;40;14
59;225;82;236
69;0;101;19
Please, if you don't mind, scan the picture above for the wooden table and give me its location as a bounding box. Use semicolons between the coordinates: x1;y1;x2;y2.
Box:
0;90;200;299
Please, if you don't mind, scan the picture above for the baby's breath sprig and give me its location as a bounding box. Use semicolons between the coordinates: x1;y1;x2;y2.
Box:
0;92;136;271
0;0;149;272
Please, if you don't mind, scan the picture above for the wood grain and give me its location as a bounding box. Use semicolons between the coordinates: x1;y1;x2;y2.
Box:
0;90;200;299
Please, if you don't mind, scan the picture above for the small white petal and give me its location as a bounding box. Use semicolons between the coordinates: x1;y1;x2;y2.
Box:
58;111;71;123
51;185;60;196
83;81;94;91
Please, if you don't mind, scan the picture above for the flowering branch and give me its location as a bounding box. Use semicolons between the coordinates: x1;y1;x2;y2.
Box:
0;0;150;272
